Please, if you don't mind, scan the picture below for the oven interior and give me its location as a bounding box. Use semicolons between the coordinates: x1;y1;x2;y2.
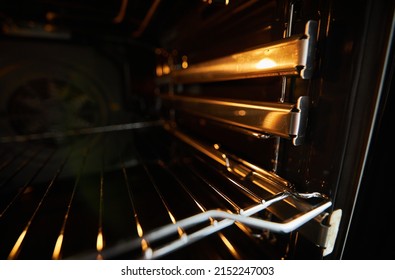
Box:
0;0;394;260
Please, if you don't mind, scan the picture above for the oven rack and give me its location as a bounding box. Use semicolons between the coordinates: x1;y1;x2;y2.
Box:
88;191;331;260
0;122;331;260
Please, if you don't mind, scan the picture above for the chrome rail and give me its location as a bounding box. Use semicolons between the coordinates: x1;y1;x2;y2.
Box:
156;20;317;84
162;95;309;145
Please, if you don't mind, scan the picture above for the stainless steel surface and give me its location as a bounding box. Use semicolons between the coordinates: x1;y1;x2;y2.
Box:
157;20;317;84
163;95;309;145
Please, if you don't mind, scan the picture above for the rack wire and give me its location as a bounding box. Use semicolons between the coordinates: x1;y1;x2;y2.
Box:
0;122;331;260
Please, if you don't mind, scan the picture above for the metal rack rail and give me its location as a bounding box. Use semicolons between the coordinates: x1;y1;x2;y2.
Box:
156;20;317;84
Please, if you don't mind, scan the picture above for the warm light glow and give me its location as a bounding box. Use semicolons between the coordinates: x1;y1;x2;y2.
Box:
195;201;206;213
182;55;188;69
177;227;184;237
163;64;171;75
256;58;277;69
168;211;177;224
213;143;220;150
44;24;55;32
52;234;64;260
8;229;27;259
234;168;245;177
234;109;246;116
136;220;144;237
113;0;129;23
218;233;240;259
156;65;163;77
141;238;149;252
96;231;104;252
46;12;56;21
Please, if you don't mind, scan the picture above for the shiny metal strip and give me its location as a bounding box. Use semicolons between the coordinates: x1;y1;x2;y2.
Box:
0;146;45;189
157;20;317;83
0;120;164;144
0;146;29;173
163;95;309;145
7;149;72;260
0;149;56;218
52;137;101;260
185;163;242;212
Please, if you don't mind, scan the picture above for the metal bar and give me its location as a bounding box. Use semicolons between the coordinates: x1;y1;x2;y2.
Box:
163;95;309;145
0;121;164;144
168;127;290;189
121;160;148;250
52;137;101;260
7;148;72;260
0;146;45;189
0;146;29;173
132;0;162;37
96;135;108;260
0;148;56;218
193;155;263;204
157;20;317;83
191;166;242;211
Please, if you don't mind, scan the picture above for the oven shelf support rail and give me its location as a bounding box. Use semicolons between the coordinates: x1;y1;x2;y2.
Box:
162;95;309;145
156;20;317;84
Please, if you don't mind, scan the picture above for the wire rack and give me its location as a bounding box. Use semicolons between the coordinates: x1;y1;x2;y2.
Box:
0;122;331;260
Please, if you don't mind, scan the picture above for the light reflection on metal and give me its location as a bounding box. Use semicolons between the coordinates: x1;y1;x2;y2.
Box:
158;21;317;83
181;55;189;69
133;0;162;37
46;12;57;21
113;0;129;23
162;95;309;145
203;0;230;5
218;232;241;259
0;120;164;144
7;229;27;259
162;64;171;75
136;220;144;237
97;170;105;258
255;58;277;69
96;231;105;252
156;65;163;77
52;234;64;260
